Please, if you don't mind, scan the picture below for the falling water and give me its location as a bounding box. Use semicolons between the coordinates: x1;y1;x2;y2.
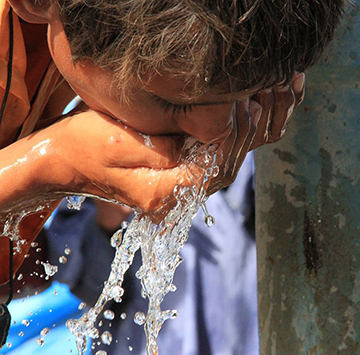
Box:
66;138;220;355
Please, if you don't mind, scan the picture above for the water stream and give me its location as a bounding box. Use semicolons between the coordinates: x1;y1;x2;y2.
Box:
0;138;221;355
66;139;220;355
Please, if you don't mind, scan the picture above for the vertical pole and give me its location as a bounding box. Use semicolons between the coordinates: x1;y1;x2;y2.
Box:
255;4;360;354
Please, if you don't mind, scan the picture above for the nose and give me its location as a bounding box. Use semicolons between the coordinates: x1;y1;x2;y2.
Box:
175;103;236;144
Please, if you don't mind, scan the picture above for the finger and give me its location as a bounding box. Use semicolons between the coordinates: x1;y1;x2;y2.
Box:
105;163;203;214
232;99;262;174
292;72;306;107
267;85;296;143
208;99;261;194
250;88;275;149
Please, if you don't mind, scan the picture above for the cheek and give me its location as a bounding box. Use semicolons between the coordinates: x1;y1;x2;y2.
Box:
176;104;235;144
113;104;181;135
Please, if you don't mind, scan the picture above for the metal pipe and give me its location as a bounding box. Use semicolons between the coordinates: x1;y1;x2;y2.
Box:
255;3;360;354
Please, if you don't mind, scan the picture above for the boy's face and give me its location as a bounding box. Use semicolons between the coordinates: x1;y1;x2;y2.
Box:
48;19;262;144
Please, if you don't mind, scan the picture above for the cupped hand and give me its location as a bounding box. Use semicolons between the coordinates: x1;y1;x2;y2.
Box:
205;72;305;194
47;110;192;212
43;73;305;212
250;72;305;149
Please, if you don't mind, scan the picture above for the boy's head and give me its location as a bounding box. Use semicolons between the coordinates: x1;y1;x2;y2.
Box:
55;0;344;96
9;0;345;142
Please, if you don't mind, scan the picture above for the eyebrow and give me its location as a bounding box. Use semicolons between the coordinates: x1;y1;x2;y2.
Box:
150;93;232;107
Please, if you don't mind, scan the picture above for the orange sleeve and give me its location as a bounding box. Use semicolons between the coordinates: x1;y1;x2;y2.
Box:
0;1;60;285
0;0;30;148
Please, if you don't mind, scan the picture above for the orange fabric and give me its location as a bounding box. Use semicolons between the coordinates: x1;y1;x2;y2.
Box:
0;0;30;147
0;1;64;281
0;0;63;147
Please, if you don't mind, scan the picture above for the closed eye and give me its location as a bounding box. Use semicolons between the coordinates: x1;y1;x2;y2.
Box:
152;95;193;115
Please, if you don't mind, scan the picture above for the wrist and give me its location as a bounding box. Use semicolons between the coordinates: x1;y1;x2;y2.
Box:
0;128;71;214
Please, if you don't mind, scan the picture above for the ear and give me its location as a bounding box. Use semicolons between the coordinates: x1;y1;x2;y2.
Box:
7;0;53;24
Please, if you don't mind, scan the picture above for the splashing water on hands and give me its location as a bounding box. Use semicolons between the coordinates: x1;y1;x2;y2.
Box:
66;138;221;355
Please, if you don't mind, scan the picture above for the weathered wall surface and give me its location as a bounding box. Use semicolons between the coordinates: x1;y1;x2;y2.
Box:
255;3;360;354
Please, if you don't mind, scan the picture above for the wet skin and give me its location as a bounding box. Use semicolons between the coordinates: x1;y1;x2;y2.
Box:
0;1;304;283
45;19;304;203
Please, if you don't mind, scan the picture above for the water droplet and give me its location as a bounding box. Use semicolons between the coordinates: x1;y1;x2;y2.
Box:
36;338;44;347
88;327;99;339
139;133;154;148
170;284;177;292
31;242;38;247
78;302;86;310
41;262;58;279
201;202;215;227
120;313;127;320
66;196;86;210
104;310;115;320
21;319;30;327
134;312;146;326
17;273;23;281
64;248;71;255
95;351;107;355
110;230;123;248
204;214;215;227
18;331;24;337
129;346;133;351
109;286;124;302
101;331;113;345
54;289;58;296
36;248;42;252
6;342;11;348
59;256;67;264
40;328;50;337
121;221;128;229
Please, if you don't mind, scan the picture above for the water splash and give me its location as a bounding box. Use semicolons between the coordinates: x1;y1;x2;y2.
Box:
139;133;155;148
36;327;50;347
103;310;115;320
67;139;220;354
101;331;113;345
41;262;58;280
0;205;46;253
66;196;86;210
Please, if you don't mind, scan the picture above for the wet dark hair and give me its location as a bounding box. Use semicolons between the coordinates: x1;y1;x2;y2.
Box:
55;0;345;96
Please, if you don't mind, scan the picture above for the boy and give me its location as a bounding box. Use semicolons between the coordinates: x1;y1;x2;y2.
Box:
0;0;344;283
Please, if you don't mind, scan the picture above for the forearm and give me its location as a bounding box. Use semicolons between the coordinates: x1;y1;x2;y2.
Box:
0;133;57;215
0;131;63;285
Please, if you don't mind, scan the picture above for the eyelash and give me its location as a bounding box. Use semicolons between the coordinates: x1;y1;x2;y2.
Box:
153;96;193;115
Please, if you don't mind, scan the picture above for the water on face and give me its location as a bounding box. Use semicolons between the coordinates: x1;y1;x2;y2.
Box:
66;139;221;355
